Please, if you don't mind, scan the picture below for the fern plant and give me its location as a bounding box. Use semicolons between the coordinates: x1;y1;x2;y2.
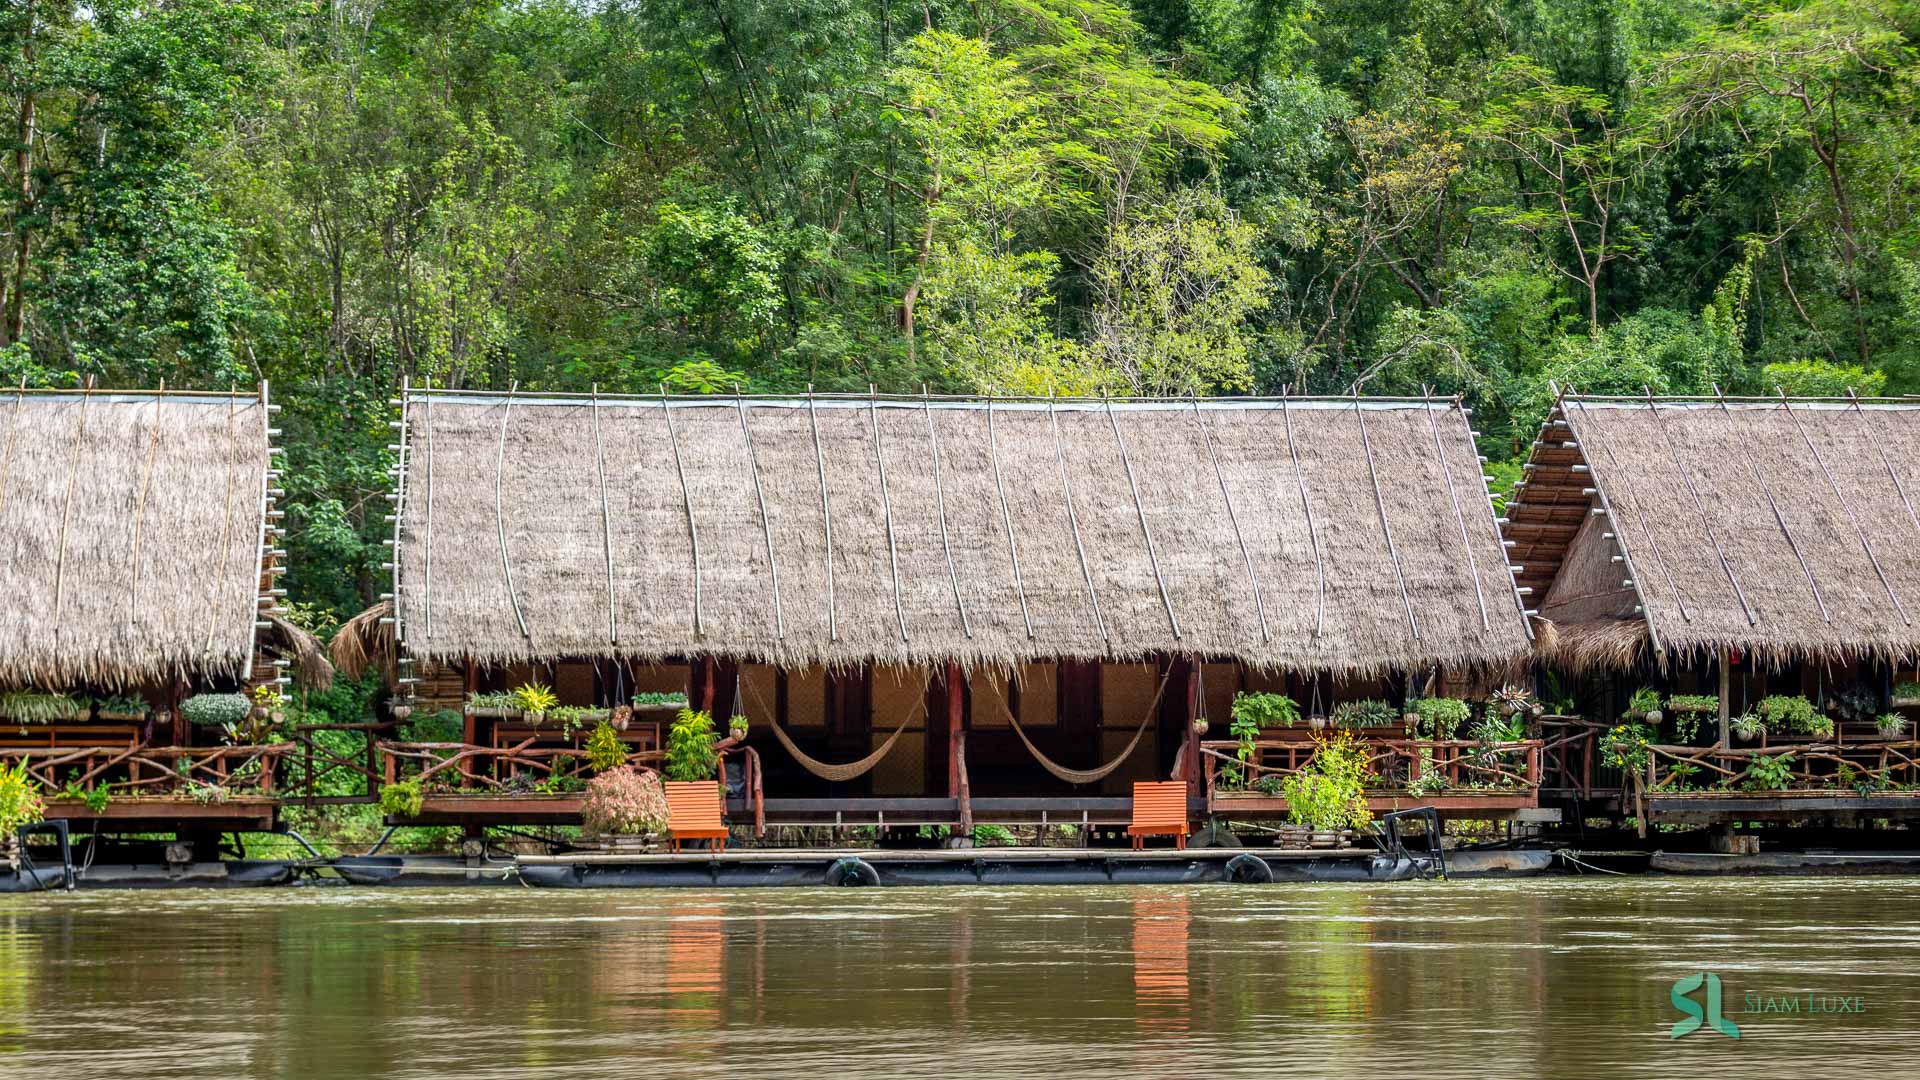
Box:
585;721;630;772
665;708;719;782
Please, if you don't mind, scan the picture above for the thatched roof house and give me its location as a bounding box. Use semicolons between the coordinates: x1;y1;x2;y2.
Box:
391;390;1530;676
1508;393;1920;671
0;386;286;689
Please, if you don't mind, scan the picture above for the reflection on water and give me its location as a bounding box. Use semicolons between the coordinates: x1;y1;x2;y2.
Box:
2;879;1919;1078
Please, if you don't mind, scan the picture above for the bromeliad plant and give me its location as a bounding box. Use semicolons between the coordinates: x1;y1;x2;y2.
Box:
512;683;559;720
665;708;719;782
1281;730;1373;832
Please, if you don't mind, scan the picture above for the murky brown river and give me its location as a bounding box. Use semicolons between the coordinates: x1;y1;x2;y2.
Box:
0;878;1914;1078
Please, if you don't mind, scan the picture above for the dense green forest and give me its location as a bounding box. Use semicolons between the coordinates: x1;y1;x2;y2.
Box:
5;0;1920;632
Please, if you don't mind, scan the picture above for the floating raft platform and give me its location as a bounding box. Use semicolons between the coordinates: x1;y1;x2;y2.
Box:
512;846;1434;888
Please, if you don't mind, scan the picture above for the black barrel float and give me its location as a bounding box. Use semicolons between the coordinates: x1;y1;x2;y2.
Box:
825;857;881;887
1223;853;1273;884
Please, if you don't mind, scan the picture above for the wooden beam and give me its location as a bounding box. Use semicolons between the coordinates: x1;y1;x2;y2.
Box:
923;391;970;639
947;662;968;833
590;385;618;645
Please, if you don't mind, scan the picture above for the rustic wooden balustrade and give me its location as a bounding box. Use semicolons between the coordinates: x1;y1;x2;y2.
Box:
1199;736;1543;799
0;743;290;797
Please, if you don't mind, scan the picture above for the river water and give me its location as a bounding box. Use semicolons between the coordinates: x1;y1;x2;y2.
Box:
0;877;1914;1078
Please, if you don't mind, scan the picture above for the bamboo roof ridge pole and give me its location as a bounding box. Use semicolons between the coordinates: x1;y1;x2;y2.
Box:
986;394;1034;640
1106;392;1179;640
241;380;275;686
1049;393;1108;644
591;384;619;645
869;388;909;644
421;378;437;641
1280;389;1326;638
736;393;784;639
1354;388;1418;641
1642;387;1756;627
1847;388;1920;544
126;380;165;629
495;381;531;640
1711;385;1828;623
1779;388;1907;624
50;383;93;642
923;388;970;639
807;385;837;642
1191;392;1267;642
201;388;240;654
661;383;703;638
1423;391;1488;632
1563;386;1692;626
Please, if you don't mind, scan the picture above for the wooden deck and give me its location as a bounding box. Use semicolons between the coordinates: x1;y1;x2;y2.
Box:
1211;790;1554;821
44;796;278;831
1650;790;1920;823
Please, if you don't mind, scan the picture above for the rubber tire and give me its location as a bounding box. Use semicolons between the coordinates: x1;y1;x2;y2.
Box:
825;857;880;887
1190;822;1243;848
1224;853;1273;884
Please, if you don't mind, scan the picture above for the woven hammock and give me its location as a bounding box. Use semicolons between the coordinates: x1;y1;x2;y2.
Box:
980;669;1173;786
742;674;927;783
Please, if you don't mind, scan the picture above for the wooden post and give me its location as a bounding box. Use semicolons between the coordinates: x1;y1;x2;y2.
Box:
1718;646;1731;748
1184;658;1202;786
946;662;968;833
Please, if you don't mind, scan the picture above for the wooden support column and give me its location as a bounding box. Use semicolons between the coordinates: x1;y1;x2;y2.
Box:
1184;658;1203;786
1718;646;1731;748
693;657;717;715
947;662;970;833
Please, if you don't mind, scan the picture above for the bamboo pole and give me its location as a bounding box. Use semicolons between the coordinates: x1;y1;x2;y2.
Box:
1280;390;1326;639
1048;393;1107;644
661;383;702;637
1713;384;1828;622
986;394;1034;640
1190;392;1267;642
1643;387;1756;626
736;394;784;640
200;387;238;654
869;388;909;644
1105;393;1178;640
494;381;531;640
591;385;618;645
1423;392;1488;632
807;386;837;642
923;388;970;639
421;379;436;642
1355;388;1418;640
1781;389;1907;624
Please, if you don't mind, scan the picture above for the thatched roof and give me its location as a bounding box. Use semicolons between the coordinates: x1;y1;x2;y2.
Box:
391;391;1531;675
1510;394;1920;668
0;388;273;688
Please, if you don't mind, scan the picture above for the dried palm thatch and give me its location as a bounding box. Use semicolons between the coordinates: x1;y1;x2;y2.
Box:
330;600;394;682
1514;395;1920;669
0;388;270;689
262;610;334;692
391;392;1531;676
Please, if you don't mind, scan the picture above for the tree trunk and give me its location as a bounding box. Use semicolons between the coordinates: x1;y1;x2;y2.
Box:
5;0;39;347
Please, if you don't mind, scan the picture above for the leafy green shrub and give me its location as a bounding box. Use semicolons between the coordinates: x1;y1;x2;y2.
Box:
1600;722;1653;774
1231;692;1300;729
665;708;719;782
1412;697;1470;741
1895;683;1920;703
547;704;597;737
581;766;669;835
404;709;464;742
1762;359;1886;397
0;761;46;836
1282;731;1372;831
379;779;424;818
585;721;629;773
971;824;1015;846
0;690;82;724
180;693;250;728
1758;695;1826;736
1742;752;1797;792
92;694;148;718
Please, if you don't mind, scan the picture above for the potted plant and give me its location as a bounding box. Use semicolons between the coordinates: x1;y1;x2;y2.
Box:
1412;697;1470;741
1664;694;1717;745
665;708;719;782
581;765;670;852
180;692;251;730
1330;698;1397;731
1280;731;1373;848
1875;712;1909;738
92;694;148;723
728;711;749;742
585;721;630;773
1231;692;1299;731
610;703;633;732
1624;686;1661;723
466;690;522;721
1731;712;1765;743
1893;682;1920;708
1758;695;1828;738
0;690;82;726
512;683;559;725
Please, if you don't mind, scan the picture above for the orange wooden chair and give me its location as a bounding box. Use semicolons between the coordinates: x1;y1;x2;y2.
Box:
1128;781;1189;850
664;781;729;853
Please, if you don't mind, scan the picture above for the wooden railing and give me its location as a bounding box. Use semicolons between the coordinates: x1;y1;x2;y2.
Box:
1199;737;1542;799
376;739;767;835
290;721;394;807
0;743;291;798
1536;715;1606;798
1646;739;1920;794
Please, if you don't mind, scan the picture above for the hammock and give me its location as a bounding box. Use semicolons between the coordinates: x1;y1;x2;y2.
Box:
979;668;1173;786
742;673;927;783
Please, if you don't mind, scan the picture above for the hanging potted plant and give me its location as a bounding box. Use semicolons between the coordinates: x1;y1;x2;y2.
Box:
610;703;633;732
729;711;750;742
1893;682;1920;708
1730;712;1765;744
1875;712;1908;739
466;690;523;721
511;683;559;726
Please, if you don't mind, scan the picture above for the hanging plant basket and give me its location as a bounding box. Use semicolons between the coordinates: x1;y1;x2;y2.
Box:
1307;715;1328;731
468;706;523;721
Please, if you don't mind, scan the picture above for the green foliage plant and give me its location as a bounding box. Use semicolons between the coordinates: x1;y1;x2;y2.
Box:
1282;731;1373;832
0;691;83;725
1413;697;1471;741
0;762;47;837
1231;692;1300;729
1875;712;1909;737
92;694;148;718
665;708;719;782
180;693;250;728
1600;722;1653;775
379;778;425;818
1731;712;1766;741
581;766;669;836
1743;752;1798;792
585;721;629;773
511;683;559;717
466;691;520;712
1330;698;1398;730
1759;695;1826;736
